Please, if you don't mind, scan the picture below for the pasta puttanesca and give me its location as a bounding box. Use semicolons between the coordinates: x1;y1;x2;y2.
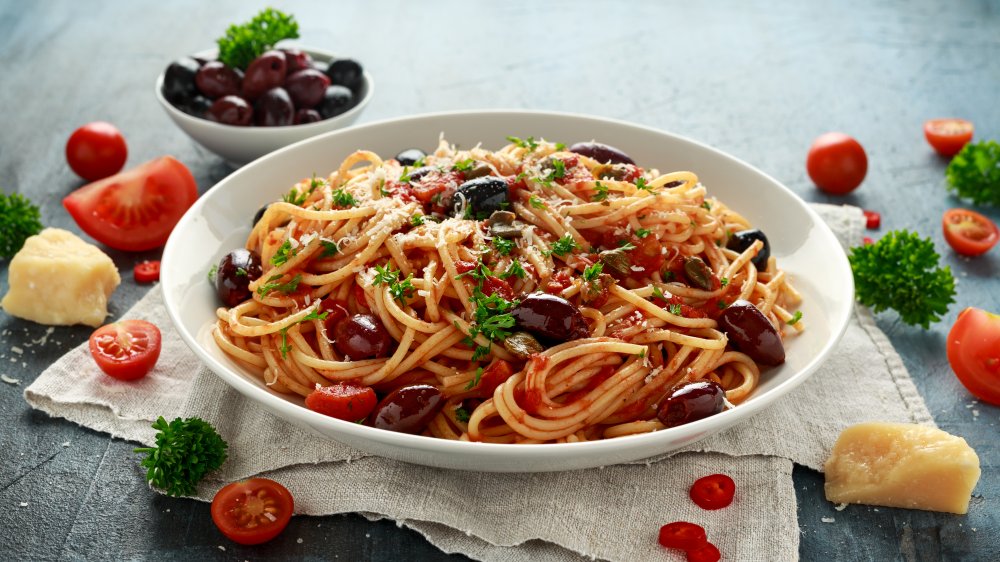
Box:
212;136;803;443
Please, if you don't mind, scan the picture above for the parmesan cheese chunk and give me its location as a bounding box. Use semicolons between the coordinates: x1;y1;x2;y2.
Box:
824;422;980;514
1;228;120;327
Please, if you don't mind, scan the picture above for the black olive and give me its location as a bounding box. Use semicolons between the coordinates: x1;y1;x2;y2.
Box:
252;204;271;227
567;141;635;165
403;166;435;184
325;58;364;92
396;148;426;166
162;57;201;105
656;381;726;428
717;299;785;365
216;249;263;307
726;229;771;270
366;384;444;434
510;293;589;343
450;176;508;219
317;85;354;119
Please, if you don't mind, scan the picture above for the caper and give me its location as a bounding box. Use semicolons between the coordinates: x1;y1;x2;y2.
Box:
503;331;544;359
599;248;632;276
592;163;629;181
683;256;713;290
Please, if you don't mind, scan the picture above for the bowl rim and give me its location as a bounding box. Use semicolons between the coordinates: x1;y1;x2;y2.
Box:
155;45;373;133
161;109;855;465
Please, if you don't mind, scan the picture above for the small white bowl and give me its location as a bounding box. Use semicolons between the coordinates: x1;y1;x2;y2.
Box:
155;46;373;166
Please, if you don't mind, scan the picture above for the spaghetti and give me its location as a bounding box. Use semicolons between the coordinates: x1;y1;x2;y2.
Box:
212;136;804;443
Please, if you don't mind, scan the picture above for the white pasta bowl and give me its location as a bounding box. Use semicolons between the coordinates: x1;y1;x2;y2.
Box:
161;110;854;472
155;46;373;166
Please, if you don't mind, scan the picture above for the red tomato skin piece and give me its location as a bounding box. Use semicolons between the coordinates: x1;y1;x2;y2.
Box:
686;541;722;562
62;156;198;252
211;478;294;545
658;521;708;551
806;132;868;195
88;320;162;380
947;308;1000;406
305;383;378;421
133;260;161;283
690;473;736;510
862;209;881;230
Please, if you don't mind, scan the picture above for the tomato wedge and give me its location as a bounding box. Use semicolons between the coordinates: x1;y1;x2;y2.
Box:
88;320;162;380
304;382;377;421
947;307;1000;406
63;156;197;251
924;118;974;157
658;521;708;551
686;542;722;562
689;473;736;510
133;260;161;283
211;478;294;545
942;208;999;256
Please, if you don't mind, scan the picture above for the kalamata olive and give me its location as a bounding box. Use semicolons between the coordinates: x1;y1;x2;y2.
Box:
450;176;508;218
317;85;354;119
162;57;200;103
253;87;294;127
331;313;392;359
503;331;544;359
403;165;434;183
207;95;253;126
216;249;263;307
395;148;426;166
325;58;364;92
285;69;331;109
252;203;271;227
726;229;771;270
195;61;244;99
280;48;313;73
366;384;444;434
178;95;213;119
567;141;635;165
717;299;785;365
656;380;726;428
242;50;287;101
294;108;322;125
683;257;713;290
510;293;589;343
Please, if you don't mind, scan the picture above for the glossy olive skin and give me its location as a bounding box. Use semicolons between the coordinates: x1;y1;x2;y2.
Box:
280;48;313;73
366;384;444;434
195;61;243;98
325;58;364;91
567;141;635;165
318;85;354;119
254;87;294;127
331;314;392;359
451;176;508;218
242;50;287;101
162;57;200;104
726;229;771;270
395;148;426;166
656;380;726;428
207;95;253;126
178;95;213;119
285;69;330;109
717;299;785;365
404;165;434;183
252;203;271;227
216;249;263;307
511;293;589;343
294;108;322;125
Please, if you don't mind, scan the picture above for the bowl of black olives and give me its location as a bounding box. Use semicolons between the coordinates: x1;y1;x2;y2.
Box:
156;46;372;165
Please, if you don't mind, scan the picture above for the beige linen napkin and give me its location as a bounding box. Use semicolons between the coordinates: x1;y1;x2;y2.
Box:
25;204;932;562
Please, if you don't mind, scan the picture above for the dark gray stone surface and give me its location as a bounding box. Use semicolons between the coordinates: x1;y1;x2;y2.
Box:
1;0;997;560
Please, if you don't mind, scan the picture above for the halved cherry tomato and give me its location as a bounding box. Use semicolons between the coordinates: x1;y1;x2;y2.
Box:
133;260;161;283
88;320;162;380
806;132;867;195
689;473;736;510
65;122;128;181
658;521;708;551
686;542;722;562
942;209;999;256
474;359;515;398
304;382;378;421
947;307;1000;406
63;156;197;252
862;209;881;230
211;478;294;545
924;118;974;157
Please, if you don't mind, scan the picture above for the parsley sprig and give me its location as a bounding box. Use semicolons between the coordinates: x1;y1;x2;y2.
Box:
371;264;414;305
134;417;228;497
217;8;299;70
270;240;296;267
257;273;302;297
507;135;539;151
546;234;578;257
0;191;42;258
946;140;1000;206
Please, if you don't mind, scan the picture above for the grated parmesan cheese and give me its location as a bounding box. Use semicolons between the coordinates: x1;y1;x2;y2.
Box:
1;374;20;385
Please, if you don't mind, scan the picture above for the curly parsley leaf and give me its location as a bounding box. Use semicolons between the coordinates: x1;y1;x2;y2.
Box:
849;230;955;328
546;234;578;257
465;367;484;390
332;188;358;207
500;260;526;279
507;135;539;151
257;273;302;297
0;191;42;258
270;240;296;267
946;140;1000;206
493;236;515;256
134;417;228;497
217;8;299;70
592;181;609;202
529;195;547;210
320;240;339;257
582;262;603;282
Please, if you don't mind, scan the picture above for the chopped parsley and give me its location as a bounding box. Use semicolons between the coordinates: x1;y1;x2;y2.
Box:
282;186;307;206
507;135;539;151
207;264;218;283
493;236;515;256
500;260;526;279
302;309;329;322
701;201;712;210
635;177;654;192
332;188;357;207
668;304;682;315
582;262;603;283
652;286;667;301
235;267;248;277
717;300;728;310
256;273;302;297
546;234;578;257
452;158;475;172
465;367;484;390
270;240;296;267
373;264;401;286
371;264;414;305
471;345;491;362
787;310;803;325
617;241;637;251
455;407;471;422
411;214;425;227
592;181;609;202
720;277;729;287
529;195;547;210
278;328;291;358
320;240;339;257
635;228;651;238
554;142;567;151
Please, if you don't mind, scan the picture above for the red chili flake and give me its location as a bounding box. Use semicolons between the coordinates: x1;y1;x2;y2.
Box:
133;260;160;283
863;209;881;230
686;541;722;562
690;473;736;510
658;521;708;551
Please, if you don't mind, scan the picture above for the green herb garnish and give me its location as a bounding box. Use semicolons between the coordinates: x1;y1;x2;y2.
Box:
546;234;578;257
592;181;609;202
493;236;515;256
257;273;302;297
0;191;42;259
582;262;603;283
455;407;471;422
270;240;296;267
465;367;484;390
452;159;475;172
134;417;228;497
332;188;357;207
500;260;526;279
507;135;539;151
636;228;651;239
217;8;300;70
320;240;339;257
946;140;1000;206
411;214;425;227
787;310;802;325
529;195;547;210
668;304;682;315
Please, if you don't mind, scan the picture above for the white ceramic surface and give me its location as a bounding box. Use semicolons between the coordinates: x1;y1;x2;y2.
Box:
161;110;855;472
155;46;373;166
